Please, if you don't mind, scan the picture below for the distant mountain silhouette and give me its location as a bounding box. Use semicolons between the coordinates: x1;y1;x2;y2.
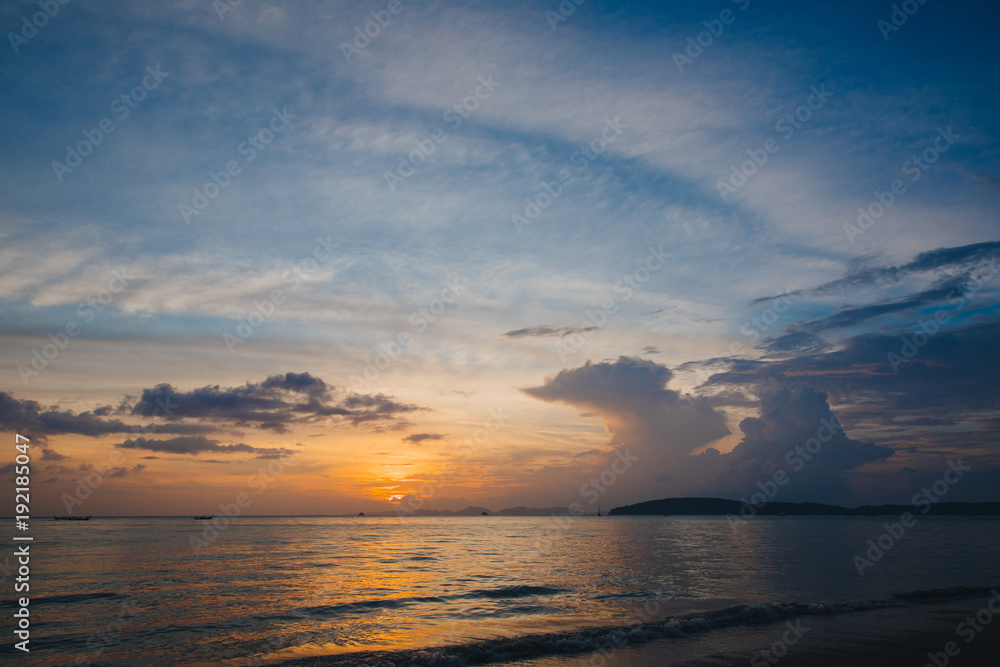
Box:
609;497;1000;516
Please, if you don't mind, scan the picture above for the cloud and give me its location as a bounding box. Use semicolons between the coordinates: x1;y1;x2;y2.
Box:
41;446;68;461
105;464;146;478
118;435;294;458
0;391;216;441
403;433;446;444
78;462;146;479
130;372;423;431
0;391;134;441
698;316;1000;484
523;358;903;506
754;241;1000;305
763;276;970;352
699;385;894;504
707;320;1000;417
524;357;731;496
500;325;597;340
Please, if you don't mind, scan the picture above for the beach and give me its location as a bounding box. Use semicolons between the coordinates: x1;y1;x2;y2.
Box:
514;594;1000;667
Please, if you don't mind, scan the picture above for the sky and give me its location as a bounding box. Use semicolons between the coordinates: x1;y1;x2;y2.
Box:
1;0;998;516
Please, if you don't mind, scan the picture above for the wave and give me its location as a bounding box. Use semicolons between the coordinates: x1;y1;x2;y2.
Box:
275;585;999;666
0;591;126;609
297;585;569;619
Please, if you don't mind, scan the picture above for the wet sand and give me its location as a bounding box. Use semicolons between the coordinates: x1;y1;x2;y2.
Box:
515;593;1000;667
275;592;1000;666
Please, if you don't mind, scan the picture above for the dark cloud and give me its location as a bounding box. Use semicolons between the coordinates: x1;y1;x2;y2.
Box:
697;318;1000;500
699;386;894;505
0;392;133;441
763;277;968;352
41;446;68;461
641;346;661;354
118;435;294;458
501;325;596;340
340;393;424;425
403;433;446;444
105;464;146;478
754;241;999;304
0;391;216;441
75;463;146;479
130;372;421;430
706;320;1000;418
522;349;997;505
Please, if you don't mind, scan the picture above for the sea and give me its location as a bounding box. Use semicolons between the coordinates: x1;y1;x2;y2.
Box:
5;515;1000;666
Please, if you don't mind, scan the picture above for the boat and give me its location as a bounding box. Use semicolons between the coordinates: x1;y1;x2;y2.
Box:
53;516;90;520
193;515;214;520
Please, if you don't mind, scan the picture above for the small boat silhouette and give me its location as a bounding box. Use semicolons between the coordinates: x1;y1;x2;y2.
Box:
193;515;214;520
53;516;90;520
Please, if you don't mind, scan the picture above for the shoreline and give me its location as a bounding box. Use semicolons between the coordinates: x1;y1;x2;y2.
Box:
273;591;1000;667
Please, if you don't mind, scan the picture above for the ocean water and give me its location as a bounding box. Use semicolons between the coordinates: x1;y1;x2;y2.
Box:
6;515;1000;666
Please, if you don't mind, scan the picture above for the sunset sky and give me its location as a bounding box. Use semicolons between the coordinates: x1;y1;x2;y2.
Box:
2;0;998;516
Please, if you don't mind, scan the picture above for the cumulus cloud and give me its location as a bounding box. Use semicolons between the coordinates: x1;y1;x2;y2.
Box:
524;356;730;458
524;357;900;505
699;385;894;505
523;356;731;499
